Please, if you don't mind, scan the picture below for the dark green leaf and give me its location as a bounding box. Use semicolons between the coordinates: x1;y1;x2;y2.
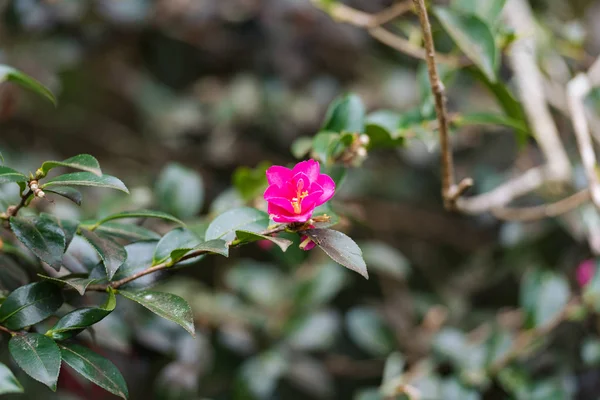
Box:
301;229;368;279
10;215;66;270
153;228;202;265
54;216;79;250
0;281;63;330
37;274;97;296
0;255;29;291
467;67;526;123
311;131;340;164
235;230;292;252
60;343;128;399
155;163;204;219
321;93;365;133
80;229;127;280
205;207;269;242
364;111;404;148
169;239;229;265
0;166;27;184
47;290;116;340
9;333;61;390
95;222;160;242
345;306;395;356
90;210;184;229
0;362;23;395
118;290;195;336
45;186;83;206
0;65;56;105
434;7;498;82
39;154;101;177
42;172;129;193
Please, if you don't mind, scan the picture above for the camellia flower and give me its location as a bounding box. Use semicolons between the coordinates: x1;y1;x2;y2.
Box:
264;159;335;223
577;259;596;287
299;225;316;251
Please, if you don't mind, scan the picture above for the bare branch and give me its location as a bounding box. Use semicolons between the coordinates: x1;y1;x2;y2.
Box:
490;189;590;221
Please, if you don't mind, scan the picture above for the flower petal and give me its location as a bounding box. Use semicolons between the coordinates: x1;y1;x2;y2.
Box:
292;160;320;182
299;189;324;213
268;203;312;223
316;174;335;204
266;166;293;187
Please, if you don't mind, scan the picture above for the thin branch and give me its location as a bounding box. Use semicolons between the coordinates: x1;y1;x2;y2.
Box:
490;189;591;221
5;190;32;218
0;324;21;336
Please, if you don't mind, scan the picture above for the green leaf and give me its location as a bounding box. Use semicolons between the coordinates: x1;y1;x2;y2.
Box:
39;154;101;178
233;161;271;201
0;281;63;330
153;228;202;265
118;290;195;336
291;136;314;159
0;166;28;184
300;229;368;279
521;269;570;327
42;172;129;193
168;239;229;265
322;93;365;133
10;214;66;270
345;306;395;356
0;255;29;291
54;216;79;250
9;333;61;390
364;111;404;148
382;352;405;385
45;186;83;206
38;274;97;296
205;207;269;242
453;0;506;27
434;7;498;82
237;350;289;399
94;222;161;242
235;230;292;252
80;229;127;280
312;131;340;164
155;163;204;219
0;65;56;105
454;112;528;134
0;362;23;395
90;210;184;229
46;290;116;340
60;343;128;399
360;241;410;279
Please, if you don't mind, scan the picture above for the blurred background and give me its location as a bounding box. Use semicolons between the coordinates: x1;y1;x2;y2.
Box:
2;0;600;399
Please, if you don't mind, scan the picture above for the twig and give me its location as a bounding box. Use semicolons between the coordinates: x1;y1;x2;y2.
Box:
0;324;21;336
5;190;32;218
490;189;591;221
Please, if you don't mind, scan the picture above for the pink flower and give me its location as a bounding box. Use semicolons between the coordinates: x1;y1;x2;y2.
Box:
577;259;596;287
299;225;316;251
264;160;335;223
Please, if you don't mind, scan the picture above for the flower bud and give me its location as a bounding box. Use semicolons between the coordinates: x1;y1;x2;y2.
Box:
577;259;596;288
359;134;370;146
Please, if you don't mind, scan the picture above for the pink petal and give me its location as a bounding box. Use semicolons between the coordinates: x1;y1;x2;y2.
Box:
292;160;320;182
299;190;324;213
266;166;293;187
577;259;596;287
268;203;312;223
264;186;295;213
316;174;335;204
300;236;316;251
292;172;311;191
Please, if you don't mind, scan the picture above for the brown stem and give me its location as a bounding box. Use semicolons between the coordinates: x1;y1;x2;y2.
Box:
0;324;20;336
6;190;33;218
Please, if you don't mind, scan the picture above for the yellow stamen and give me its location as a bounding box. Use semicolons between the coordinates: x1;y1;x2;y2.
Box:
291;189;309;214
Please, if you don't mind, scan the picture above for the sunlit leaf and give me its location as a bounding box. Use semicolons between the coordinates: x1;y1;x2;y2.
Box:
205;207;269;242
42;172;129;193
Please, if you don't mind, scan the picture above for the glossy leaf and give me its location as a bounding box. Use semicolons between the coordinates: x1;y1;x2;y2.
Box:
60;343;128;399
0;65;56;105
155;163;204;219
0;362;23;395
153;228;202;265
118;290;195;336
0;166;28;184
434;7;498;82
42;172;129;193
39;154;101;177
38;274;97;296
45;186;83;206
321;93;365;133
10;215;66;270
205;207;269;242
169;239;229;264
235;230;292;252
0;281;63;330
301;229;368;279
9;333;61;390
95;222;161;242
54;216;79;250
47;290;116;340
80;229;127;280
91;210;184;229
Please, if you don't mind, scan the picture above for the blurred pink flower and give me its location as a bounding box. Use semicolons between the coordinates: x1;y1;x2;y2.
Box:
577;259;596;287
264;160;335;223
299;224;316;251
257;240;275;250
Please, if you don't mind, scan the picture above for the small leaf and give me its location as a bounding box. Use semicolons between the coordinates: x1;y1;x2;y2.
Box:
10;215;66;270
0;166;28;184
153;228;202;265
454;112;528;135
39;154;102;177
94;222;161;242
0;281;63;330
42;172;129;193
0;362;23;395
60;343;128;399
38;274;97;296
235;230;292;252
155;163;204;219
346;306;395;356
291;136;313;159
312;132;340;164
434;7;498;82
47;290;116;340
169;239;229;264
0;65;56;105
453;0;506;27
301;229;368;279
45;186;83;206
80;229;127;280
322;93;365;133
9;333;61;390
91;210;184;228
205;207;269;242
118;290;195;336
53;216;79;250
232;162;271;201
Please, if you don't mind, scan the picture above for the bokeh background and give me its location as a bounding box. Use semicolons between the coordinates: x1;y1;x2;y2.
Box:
2;0;600;399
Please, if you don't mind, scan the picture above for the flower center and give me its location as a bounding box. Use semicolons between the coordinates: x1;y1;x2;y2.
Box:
291;179;309;214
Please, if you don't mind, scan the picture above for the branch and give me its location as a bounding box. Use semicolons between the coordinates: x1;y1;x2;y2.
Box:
0;324;21;336
5;190;33;219
490;189;590;221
